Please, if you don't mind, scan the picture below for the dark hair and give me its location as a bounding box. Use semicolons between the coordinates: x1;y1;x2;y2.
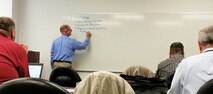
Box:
170;42;184;55
0;16;15;32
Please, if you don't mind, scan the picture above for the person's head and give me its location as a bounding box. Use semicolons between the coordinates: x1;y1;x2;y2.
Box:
60;24;72;36
198;25;213;53
169;42;184;58
0;16;16;41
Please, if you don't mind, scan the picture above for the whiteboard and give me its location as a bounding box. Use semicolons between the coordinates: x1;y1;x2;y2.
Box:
60;13;213;72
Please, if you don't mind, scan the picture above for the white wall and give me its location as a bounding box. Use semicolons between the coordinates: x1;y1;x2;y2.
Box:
14;0;213;79
0;0;12;17
12;0;20;41
0;0;20;41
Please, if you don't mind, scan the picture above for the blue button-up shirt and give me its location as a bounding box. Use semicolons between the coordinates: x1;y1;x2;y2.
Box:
51;35;90;67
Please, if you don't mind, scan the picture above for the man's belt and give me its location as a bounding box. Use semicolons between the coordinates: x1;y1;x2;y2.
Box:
53;60;72;63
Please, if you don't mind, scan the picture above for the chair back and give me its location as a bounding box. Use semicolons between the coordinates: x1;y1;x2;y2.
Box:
197;79;213;94
49;67;81;87
0;78;70;94
120;74;168;94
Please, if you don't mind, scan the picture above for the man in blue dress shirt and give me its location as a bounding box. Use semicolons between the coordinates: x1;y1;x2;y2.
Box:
51;24;91;69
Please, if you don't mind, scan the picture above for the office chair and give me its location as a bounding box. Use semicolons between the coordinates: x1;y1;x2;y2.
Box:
164;73;174;88
49;67;81;87
197;79;213;94
120;74;168;94
0;77;69;94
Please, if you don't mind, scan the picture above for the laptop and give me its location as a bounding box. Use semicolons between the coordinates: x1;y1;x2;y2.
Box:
28;63;43;78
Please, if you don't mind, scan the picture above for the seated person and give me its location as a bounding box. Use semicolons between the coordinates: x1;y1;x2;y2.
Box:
156;42;184;80
168;25;213;94
74;71;135;94
123;65;155;78
0;16;29;84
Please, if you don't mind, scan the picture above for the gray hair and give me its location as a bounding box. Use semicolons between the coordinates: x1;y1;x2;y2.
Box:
198;25;213;46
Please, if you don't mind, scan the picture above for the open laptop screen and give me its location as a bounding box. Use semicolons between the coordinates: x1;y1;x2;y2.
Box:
28;63;43;78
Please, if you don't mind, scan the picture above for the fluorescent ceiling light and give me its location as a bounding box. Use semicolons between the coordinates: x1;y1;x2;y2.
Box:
112;14;144;20
182;14;213;20
154;21;184;26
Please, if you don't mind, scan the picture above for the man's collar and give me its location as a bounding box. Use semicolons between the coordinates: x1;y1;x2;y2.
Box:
202;48;213;53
